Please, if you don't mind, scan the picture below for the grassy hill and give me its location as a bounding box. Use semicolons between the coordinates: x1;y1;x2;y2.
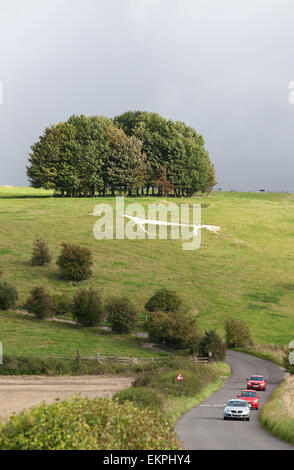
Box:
0;186;293;354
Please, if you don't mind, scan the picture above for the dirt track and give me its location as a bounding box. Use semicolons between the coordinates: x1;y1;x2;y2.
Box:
0;375;133;422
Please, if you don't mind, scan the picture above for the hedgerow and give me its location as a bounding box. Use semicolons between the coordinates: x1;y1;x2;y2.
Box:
0;396;181;450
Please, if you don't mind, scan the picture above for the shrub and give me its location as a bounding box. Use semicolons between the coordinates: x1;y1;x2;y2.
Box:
224;317;253;348
24;286;54;319
198;330;226;361
114;387;164;411
145;288;182;313
56;243;93;281
72;289;104;327
0;396;181;450
31;237;52;266
0;281;18;310
105;297;137;333
145;310;197;349
53;295;72;316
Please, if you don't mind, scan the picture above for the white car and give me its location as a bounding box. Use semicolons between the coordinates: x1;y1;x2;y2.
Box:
223;399;251;421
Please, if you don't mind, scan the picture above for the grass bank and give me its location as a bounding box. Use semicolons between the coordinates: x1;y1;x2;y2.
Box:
259;375;294;446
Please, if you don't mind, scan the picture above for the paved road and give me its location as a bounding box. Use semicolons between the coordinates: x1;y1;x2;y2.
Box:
175;350;294;450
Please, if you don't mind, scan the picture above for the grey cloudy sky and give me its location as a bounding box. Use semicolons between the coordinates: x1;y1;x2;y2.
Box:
0;0;294;191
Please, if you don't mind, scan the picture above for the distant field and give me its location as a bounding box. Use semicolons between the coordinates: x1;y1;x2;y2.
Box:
0;186;294;351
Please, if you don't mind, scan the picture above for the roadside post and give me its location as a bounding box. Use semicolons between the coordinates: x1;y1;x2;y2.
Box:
0;341;3;365
176;373;184;397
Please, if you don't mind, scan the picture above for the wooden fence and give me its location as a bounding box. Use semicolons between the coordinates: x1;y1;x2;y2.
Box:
49;350;174;365
49;350;213;364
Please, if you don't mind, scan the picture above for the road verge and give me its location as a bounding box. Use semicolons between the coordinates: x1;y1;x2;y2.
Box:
259;375;294;446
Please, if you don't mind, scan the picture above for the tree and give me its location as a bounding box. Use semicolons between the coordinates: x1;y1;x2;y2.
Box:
145;310;198;350
155;164;174;197
72;289;104;327
31;238;52;266
224;318;253;348
27;122;77;191
145;288;182;314
114;111;215;195
56;243;93;281
0;281;18;310
198;330;226;361
106;126;148;195
105;297;137;333
25;286;54;319
27;115;113;197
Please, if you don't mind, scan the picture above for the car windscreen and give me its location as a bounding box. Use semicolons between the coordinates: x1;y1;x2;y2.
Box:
241;392;256;397
250;376;264;381
228;401;247;407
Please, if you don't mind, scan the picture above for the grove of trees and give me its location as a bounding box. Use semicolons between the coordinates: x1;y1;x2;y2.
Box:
27;111;216;197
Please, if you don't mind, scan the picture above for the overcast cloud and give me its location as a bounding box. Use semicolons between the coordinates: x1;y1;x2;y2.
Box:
0;0;294;191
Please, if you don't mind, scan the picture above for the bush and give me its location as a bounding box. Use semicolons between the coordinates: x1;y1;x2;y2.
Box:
24;286;54;319
145;288;182;313
72;289;104;327
145;310;197;350
105;297;137;333
0;396;181;450
114;387;164;411
0;281;18;310
0;355;74;375
53;295;72;316
224;317;253;348
198;330;226;361
31;238;52;266
56;243;93;281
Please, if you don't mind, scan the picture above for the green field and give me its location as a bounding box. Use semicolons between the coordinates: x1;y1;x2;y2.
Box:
0;186;294;355
0;311;167;358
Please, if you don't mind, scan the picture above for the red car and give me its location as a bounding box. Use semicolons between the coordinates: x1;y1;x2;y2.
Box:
247;375;266;391
237;390;260;409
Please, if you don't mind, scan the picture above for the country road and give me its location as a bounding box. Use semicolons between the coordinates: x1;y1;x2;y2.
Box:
175;350;294;450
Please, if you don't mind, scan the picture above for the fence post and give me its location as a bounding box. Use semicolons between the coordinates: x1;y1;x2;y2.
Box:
116;353;119;363
77;349;82;365
97;351;100;362
208;351;212;363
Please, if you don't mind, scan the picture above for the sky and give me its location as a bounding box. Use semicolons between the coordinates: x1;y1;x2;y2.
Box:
0;0;294;192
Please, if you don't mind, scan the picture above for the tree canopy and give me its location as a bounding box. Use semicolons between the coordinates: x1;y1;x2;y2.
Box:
27;112;216;197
